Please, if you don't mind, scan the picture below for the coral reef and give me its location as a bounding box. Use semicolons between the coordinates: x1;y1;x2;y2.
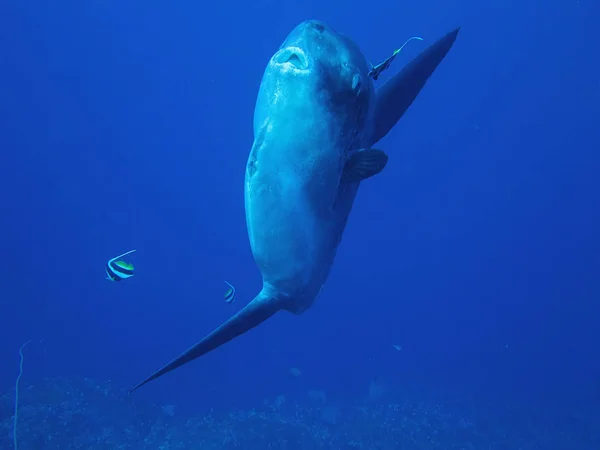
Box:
1;376;598;449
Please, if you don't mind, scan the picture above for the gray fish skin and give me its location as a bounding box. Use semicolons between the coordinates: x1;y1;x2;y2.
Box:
129;20;460;393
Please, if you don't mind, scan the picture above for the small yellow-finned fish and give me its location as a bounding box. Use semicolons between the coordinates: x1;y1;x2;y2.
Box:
368;36;424;80
224;281;236;303
105;250;136;282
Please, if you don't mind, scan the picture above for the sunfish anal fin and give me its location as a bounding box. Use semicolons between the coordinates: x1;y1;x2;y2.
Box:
129;291;281;393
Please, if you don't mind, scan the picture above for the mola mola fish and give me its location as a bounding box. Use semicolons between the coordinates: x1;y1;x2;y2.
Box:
130;19;459;392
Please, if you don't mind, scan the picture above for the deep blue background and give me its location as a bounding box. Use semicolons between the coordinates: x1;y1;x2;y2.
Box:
1;0;598;414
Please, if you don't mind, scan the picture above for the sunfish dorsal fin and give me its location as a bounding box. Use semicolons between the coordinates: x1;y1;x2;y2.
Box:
371;27;460;146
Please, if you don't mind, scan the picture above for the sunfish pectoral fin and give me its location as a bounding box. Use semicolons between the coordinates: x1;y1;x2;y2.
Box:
371;27;460;146
341;148;389;183
129;291;282;393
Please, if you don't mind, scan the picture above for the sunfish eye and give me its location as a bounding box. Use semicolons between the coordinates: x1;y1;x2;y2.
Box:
312;22;325;33
351;73;362;94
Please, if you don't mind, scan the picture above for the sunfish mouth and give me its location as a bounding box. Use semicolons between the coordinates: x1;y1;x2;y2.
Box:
272;46;309;71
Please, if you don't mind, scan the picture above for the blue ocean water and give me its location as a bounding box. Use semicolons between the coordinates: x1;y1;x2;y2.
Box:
1;0;599;448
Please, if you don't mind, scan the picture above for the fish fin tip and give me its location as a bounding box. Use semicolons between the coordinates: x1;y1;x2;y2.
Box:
130;292;282;391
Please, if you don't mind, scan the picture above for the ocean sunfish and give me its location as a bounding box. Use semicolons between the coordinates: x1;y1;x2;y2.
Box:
130;20;460;392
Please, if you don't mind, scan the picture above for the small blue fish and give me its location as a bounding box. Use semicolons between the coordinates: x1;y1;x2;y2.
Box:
224;281;236;303
368;36;424;80
106;250;136;282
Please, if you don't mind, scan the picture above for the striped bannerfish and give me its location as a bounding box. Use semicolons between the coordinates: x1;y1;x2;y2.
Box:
105;250;136;282
224;281;236;303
